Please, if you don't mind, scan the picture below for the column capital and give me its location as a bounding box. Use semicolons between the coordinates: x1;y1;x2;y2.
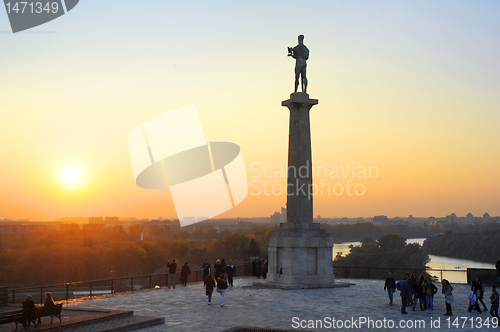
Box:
282;92;318;107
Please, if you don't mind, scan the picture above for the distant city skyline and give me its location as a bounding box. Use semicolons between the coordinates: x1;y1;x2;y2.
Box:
1;211;499;223
1;1;500;220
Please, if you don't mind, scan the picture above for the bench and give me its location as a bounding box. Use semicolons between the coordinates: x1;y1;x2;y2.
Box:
34;304;63;324
0;304;62;329
0;309;26;329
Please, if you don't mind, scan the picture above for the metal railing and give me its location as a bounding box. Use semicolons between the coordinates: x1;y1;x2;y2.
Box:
8;263;251;305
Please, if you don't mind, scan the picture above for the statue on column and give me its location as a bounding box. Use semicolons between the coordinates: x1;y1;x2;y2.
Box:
287;35;309;93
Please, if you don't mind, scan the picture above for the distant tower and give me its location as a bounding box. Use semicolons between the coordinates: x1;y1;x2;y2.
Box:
466;213;474;222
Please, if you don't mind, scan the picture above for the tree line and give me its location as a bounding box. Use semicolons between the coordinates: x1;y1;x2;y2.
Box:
321;222;441;243
2;221;497;287
333;233;429;270
0;225;276;287
423;228;500;264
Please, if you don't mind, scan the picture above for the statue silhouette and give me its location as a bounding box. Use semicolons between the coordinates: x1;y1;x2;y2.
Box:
288;35;309;93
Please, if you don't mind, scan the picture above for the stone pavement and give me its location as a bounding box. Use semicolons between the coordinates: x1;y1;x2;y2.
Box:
64;277;498;332
0;306;163;332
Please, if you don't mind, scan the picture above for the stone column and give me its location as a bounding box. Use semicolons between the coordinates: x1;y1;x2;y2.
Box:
265;93;335;288
283;92;317;226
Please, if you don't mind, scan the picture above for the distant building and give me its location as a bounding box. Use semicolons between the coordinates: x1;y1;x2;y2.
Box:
104;216;120;223
165;220;181;232
82;224;105;231
88;216;104;224
215;222;254;232
121;217;139;222
271;207;287;225
142;219;180;233
466;213;474;222
182;217;195;225
59;223;80;231
271;212;285;225
446;213;457;223
373;215;389;224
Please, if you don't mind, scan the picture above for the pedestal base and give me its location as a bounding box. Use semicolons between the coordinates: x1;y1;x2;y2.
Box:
266;222;335;286
253;279;351;290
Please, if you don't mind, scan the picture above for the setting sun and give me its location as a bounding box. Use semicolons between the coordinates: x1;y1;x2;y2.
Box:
62;168;82;186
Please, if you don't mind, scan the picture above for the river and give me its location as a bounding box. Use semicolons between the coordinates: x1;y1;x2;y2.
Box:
333;238;496;283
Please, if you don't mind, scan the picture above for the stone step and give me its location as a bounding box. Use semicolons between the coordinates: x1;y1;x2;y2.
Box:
0;307;165;332
48;315;165;332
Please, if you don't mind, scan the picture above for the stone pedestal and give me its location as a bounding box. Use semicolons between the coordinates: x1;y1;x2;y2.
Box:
266;92;335;287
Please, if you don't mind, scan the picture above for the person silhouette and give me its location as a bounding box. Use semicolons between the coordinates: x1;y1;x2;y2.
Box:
288;35;309;93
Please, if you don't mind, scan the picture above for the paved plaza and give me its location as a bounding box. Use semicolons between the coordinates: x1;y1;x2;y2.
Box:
64;277;498;331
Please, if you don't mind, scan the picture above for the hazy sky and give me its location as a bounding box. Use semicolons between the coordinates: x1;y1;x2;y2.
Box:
1;1;499;220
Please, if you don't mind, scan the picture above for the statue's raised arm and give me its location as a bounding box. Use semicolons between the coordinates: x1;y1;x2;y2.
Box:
287;35;309;93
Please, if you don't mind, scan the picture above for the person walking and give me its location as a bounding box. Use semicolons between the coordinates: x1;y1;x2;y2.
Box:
202;259;211;285
396;276;415;314
413;274;425;311
180;261;191;286
384;272;396;306
262;257;269;280
476;276;488;312
496;260;500;285
214;259;224;279
205;274;216;305
167;259;177;289
468;281;482;313
409;271;417;306
255;254;262;279
490;284;499;319
442;279;454;315
220;258;227;270
217;272;228;307
424;277;438;314
226;259;235;287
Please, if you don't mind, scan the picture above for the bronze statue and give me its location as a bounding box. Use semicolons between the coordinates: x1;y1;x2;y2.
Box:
288;35;309;93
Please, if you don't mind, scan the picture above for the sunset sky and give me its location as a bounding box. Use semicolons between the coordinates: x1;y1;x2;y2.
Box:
1;1;499;221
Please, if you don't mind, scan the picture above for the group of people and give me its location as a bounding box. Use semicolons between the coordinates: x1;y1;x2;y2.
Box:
385;271;500;318
163;257;236;307
202;258;236;306
22;292;55;327
253;254;268;279
385;272;439;315
165;260;194;288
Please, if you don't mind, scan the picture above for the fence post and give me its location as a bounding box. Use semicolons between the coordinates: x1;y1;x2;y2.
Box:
111;279;114;294
131;277;134;292
66;284;69;302
90;282;92;298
